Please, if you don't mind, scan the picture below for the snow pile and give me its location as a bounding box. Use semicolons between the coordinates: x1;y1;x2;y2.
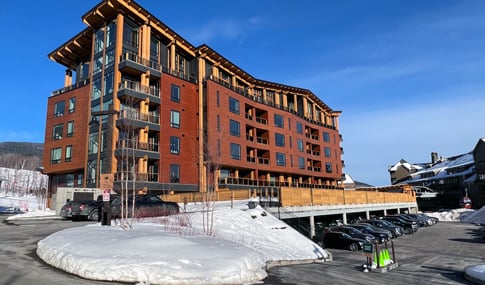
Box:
424;208;475;222
459;206;485;224
36;201;328;284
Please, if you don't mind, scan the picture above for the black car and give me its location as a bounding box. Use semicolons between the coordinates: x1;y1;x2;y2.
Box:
380;216;418;234
69;200;99;220
347;224;392;243
327;226;376;243
357;219;403;238
322;231;365;251
111;195;180;218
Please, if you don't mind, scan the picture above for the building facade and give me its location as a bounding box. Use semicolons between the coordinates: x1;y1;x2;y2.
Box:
389;138;485;209
43;0;344;199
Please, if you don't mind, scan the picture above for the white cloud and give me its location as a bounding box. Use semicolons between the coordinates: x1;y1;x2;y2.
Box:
188;16;264;44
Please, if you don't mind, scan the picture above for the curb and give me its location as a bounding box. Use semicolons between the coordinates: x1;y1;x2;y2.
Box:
465;266;485;285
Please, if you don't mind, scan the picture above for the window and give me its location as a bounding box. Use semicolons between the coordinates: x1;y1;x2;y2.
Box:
170;136;180;154
297;139;304;152
230;120;240;137
323;131;331;143
103;72;114;95
217;115;220;131
325;162;333;173
65;145;72;162
230;143;241;160
54;101;65;117
50;148;62;164
275;133;285;147
95;29;104;53
52;124;63;140
296;122;303;134
170;164;180;183
170;110;180;128
66;174;74;187
324;147;332;158
92;78;101;100
171;84;180;102
298;157;305;169
67;121;74;137
216;90;220;107
274;114;284;128
276;152;286;166
229;97;239;114
68;97;76;113
88;133;98;155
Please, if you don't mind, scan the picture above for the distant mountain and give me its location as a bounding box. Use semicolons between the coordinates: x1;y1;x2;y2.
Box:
0;142;44;170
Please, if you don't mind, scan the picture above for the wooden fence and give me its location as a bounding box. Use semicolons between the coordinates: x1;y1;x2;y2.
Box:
160;186;416;207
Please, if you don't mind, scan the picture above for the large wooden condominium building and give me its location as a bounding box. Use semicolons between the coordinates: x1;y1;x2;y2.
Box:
43;0;344;198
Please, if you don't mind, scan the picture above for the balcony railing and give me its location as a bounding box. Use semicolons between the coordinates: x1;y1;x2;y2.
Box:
205;75;337;131
255;117;267;125
119;109;160;125
306;150;320;156
51;78;90;96
218;177;340;189
119;80;160;98
161;65;198;84
117;139;159;152
120;51;160;71
256;137;268;145
115;171;158;182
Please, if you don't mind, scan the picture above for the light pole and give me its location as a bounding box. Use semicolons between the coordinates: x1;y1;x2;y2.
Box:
89;108;119;225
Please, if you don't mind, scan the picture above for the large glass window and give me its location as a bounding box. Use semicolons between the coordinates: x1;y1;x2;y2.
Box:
275;133;285;147
50;148;62;164
274;114;284;128
324;147;332;158
297;139;304;152
105;50;115;68
103;72;114;96
67;121;74;137
230;143;241;160
66;174;74;187
170;164;180;183
170;110;180;128
54;101;65;117
65;145;72;162
88;133;99;155
323;131;331;143
95;29;104;53
170;136;180;154
171;84;180;102
325;162;333;173
68;97;76;113
229;97;239;114
298;157;305;169
92;78;101;100
106;22;116;48
52;124;63;140
296;122;303;134
276;152;286;166
230;120;240;137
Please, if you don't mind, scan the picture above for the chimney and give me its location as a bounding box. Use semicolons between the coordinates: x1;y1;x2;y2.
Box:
431;152;438;164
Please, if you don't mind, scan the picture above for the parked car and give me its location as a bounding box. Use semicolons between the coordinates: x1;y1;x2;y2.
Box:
70;199;100;220
357;219;403;238
110;195;180;218
321;231;365;251
347;223;392;243
380;216;418;234
327;226;376;243
387;214;426;227
59;200;75;219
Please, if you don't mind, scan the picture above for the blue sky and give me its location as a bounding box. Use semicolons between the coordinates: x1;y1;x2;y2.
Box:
1;0;484;186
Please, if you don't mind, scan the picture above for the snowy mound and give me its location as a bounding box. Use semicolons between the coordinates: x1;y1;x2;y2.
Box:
36;201;328;284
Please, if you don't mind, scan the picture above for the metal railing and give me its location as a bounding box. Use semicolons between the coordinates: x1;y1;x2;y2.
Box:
118;80;160;98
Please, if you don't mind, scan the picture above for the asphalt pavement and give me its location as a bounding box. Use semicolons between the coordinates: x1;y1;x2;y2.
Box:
263;222;484;285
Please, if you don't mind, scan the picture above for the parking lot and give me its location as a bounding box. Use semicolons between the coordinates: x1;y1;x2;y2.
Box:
264;222;484;284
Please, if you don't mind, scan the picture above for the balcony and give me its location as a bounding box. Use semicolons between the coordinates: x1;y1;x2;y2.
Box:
114;171;159;182
51;78;90;97
256;137;268;145
161;65;198;84
118;80;161;104
118;109;160;131
115;139;160;159
119;52;161;79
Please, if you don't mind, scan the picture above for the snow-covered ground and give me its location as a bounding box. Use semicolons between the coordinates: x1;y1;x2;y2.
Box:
4;193;485;285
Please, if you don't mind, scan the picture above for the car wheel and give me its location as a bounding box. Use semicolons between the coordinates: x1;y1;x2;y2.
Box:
349;243;359;251
89;209;99;221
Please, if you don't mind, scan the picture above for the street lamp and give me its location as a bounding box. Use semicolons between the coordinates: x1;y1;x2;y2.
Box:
89;108;119;226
